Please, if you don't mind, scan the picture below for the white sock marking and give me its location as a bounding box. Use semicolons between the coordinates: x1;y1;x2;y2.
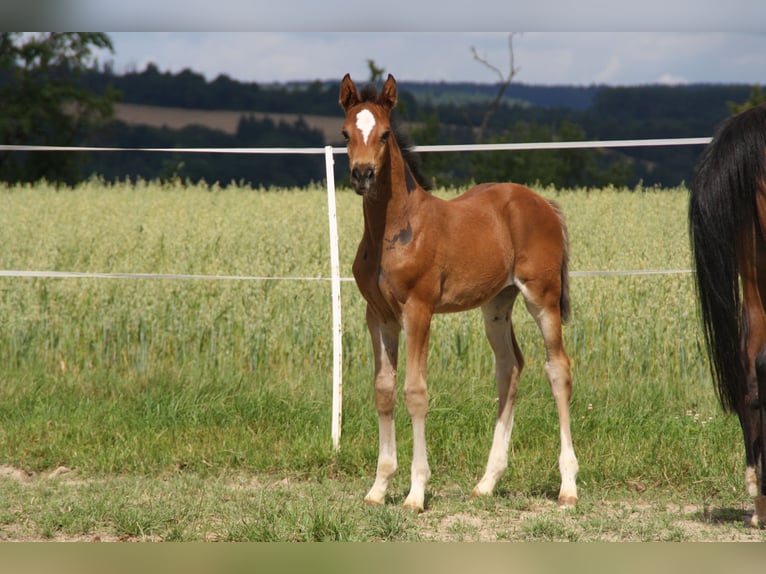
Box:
356;109;375;144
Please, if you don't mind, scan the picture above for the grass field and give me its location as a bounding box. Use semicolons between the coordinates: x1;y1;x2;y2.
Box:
0;179;764;541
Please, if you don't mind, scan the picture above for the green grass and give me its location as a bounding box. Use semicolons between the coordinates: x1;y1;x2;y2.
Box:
0;179;763;541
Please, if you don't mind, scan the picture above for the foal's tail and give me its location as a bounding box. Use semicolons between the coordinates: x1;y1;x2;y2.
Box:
549;200;571;324
689;104;766;413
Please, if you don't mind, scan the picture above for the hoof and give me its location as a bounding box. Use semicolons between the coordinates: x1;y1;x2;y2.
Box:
557;496;578;508
470;487;490;500
403;499;425;513
364;492;385;507
752;496;766;528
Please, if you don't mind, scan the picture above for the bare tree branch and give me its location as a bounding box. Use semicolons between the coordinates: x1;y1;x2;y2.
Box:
470;33;521;143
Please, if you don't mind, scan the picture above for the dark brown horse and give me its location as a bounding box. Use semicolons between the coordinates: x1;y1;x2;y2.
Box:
689;102;766;527
339;73;578;512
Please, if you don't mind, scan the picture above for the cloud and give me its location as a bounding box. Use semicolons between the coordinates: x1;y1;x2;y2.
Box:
656;74;689;86
594;55;623;85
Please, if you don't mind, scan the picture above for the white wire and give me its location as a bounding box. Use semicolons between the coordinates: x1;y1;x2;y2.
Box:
0;136;712;155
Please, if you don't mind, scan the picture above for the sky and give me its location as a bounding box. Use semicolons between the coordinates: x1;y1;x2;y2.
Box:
3;0;766;86
104;32;766;87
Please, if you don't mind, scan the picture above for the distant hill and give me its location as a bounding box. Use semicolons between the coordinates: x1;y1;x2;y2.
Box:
372;81;600;110
84;66;601;115
73;65;757;188
280;80;603;110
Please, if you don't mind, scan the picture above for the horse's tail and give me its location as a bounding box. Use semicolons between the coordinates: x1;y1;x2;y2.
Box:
689;103;766;413
549;200;571;324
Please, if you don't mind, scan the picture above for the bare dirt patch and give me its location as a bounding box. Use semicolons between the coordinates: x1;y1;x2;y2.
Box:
0;464;79;483
0;464;33;482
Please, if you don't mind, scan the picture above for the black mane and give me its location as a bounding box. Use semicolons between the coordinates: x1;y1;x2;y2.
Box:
360;83;432;191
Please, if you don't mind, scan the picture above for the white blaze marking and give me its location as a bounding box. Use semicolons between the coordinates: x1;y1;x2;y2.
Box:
356;109;375;144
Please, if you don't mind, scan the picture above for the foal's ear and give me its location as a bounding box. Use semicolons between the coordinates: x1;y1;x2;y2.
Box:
339;74;361;111
379;74;398;110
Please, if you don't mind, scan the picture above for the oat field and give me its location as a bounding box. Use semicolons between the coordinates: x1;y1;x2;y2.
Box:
0;179;763;541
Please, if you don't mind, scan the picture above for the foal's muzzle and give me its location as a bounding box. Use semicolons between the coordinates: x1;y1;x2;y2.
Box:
351;164;375;196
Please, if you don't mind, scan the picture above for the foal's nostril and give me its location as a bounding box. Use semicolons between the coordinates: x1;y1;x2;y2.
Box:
351;165;375;185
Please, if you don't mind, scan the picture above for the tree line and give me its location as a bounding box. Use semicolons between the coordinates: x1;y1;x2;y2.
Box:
1;33;761;189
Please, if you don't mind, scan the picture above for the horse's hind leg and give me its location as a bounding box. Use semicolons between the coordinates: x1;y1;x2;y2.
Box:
751;349;766;526
521;282;578;507
364;309;401;507
473;288;523;498
739;229;766;526
741;342;766;527
741;274;766;526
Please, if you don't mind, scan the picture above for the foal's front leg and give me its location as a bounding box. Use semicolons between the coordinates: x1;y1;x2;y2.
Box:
401;305;433;512
364;311;400;506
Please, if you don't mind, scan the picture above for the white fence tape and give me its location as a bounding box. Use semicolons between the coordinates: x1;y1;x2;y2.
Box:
1;136;712;451
0;270;354;281
0;137;712;155
0;144;331;154
0;269;693;280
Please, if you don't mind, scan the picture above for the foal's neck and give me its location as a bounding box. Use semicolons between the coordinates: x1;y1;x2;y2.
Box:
362;146;420;239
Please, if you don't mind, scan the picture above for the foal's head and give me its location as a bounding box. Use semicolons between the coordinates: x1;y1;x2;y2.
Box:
339;73;398;198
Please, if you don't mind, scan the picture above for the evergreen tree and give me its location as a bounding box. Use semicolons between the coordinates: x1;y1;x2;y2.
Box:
728;85;766;114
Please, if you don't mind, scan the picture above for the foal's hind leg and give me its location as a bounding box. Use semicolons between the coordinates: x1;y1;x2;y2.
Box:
473;288;523;498
364;309;401;506
522;284;579;507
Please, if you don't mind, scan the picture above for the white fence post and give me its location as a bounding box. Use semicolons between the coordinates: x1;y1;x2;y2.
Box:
324;146;343;452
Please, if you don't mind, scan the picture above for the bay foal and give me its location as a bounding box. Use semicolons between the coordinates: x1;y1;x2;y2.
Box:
340;73;578;511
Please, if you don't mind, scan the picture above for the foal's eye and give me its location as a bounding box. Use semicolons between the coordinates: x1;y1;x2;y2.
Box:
342;130;350;143
380;130;390;144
